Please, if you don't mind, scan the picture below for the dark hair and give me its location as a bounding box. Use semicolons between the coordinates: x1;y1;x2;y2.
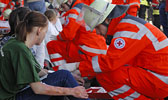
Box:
8;7;31;36
44;9;57;21
15;11;48;42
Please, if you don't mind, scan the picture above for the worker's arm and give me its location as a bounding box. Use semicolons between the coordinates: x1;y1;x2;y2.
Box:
57;10;81;41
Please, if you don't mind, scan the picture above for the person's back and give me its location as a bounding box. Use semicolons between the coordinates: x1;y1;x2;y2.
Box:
0;38;40;100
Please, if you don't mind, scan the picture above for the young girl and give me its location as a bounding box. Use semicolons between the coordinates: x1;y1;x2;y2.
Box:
44;9;59;47
44;9;60;68
0;11;88;100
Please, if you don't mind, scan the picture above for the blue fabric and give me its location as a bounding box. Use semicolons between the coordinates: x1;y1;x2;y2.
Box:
28;0;46;13
15;70;89;100
159;2;168;37
0;36;12;49
30;48;36;57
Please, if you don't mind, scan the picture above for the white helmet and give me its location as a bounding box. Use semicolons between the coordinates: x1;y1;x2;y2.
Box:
52;0;68;8
3;9;12;19
80;0;128;31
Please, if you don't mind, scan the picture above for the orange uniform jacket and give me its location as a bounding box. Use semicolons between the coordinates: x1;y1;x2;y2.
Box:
79;14;168;99
47;0;107;70
112;0;140;16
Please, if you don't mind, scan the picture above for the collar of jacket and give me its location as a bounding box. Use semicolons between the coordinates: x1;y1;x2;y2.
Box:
106;14;126;36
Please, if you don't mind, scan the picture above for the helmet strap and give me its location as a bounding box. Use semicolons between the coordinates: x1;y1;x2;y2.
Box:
101;21;109;28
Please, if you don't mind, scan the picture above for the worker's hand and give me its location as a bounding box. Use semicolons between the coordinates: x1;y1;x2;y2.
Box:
70;86;88;99
50;35;57;41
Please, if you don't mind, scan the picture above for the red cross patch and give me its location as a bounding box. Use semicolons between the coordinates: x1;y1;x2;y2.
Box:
114;38;125;49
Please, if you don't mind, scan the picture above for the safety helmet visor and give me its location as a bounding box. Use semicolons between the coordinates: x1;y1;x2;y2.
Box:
77;0;115;31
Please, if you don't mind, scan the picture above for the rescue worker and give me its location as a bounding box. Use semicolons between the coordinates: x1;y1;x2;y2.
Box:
47;0;107;71
152;0;160;29
112;0;140;16
77;0;168;99
139;0;150;19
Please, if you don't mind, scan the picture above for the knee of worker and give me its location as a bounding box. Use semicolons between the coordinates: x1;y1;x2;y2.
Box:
47;41;61;54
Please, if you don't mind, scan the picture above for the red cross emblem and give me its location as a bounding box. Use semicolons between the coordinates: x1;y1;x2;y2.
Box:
114;38;125;49
117;41;123;46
